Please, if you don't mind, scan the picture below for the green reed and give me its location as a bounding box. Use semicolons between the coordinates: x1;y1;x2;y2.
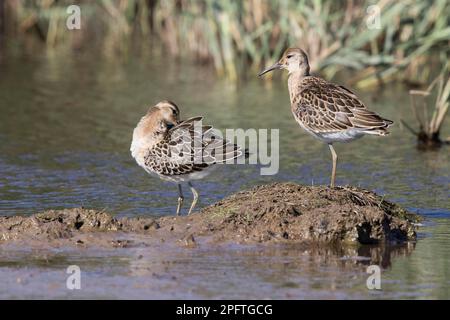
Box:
3;0;450;87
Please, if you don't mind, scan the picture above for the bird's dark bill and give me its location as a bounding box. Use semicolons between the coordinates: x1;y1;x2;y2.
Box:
258;63;282;77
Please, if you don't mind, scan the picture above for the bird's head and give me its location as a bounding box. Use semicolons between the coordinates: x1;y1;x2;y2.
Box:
258;48;310;77
153;100;180;125
137;100;180;139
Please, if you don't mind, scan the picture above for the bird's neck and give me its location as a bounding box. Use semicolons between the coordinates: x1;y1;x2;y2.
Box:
130;117;159;167
288;71;308;104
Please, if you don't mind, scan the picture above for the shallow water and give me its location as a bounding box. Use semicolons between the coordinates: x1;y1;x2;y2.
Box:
0;44;449;299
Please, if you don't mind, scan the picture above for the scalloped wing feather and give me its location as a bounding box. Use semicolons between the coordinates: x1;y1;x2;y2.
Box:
144;118;242;177
293;77;393;135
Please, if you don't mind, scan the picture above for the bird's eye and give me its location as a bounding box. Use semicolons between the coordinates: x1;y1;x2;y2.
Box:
287;54;294;59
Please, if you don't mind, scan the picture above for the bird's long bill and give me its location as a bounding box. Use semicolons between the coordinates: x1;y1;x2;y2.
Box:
258;62;282;77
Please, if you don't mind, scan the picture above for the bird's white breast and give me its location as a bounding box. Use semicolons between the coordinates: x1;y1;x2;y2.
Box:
310;128;365;144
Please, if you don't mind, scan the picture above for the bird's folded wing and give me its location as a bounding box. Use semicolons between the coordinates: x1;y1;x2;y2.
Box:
145;118;242;176
294;80;393;133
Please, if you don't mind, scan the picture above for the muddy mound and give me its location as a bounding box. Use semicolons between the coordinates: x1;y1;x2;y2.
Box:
199;183;419;244
0;183;419;247
0;208;158;242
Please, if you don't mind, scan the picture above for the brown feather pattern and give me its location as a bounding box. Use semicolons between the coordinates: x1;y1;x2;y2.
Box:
144;117;242;177
291;77;393;135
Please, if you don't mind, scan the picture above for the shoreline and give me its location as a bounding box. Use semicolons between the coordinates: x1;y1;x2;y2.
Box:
0;183;419;249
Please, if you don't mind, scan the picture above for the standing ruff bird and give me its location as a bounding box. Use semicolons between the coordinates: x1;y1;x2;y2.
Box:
259;48;393;187
131;101;243;215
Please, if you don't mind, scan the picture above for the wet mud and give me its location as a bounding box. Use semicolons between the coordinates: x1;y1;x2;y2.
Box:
0;183;419;249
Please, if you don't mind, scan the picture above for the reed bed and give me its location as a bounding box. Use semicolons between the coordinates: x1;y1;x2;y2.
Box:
402;66;450;149
2;0;450;87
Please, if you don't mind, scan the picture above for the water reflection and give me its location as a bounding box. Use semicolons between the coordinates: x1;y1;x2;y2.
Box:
0;239;418;299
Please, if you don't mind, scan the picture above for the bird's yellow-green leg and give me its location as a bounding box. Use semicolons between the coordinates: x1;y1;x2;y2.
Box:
328;144;338;188
176;184;184;215
188;182;198;215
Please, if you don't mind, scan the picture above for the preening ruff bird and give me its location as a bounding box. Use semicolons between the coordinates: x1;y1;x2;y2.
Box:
131;101;243;215
259;48;393;187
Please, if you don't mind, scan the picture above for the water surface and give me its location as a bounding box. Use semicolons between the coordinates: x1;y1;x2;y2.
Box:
0;45;449;299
